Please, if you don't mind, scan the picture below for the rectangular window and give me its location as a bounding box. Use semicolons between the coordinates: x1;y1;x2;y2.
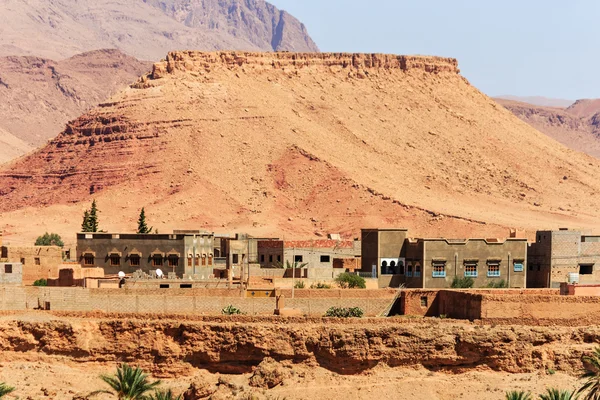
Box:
4;264;12;274
180;284;192;289
528;264;533;271
580;264;594;275
195;257;200;267
464;263;478;278
277;255;281;262
320;255;331;263
130;256;140;267
110;255;120;266
232;254;239;264
295;255;303;263
420;296;428;307
537;264;541;272
260;254;265;263
84;256;94;266
35;257;40;265
208;256;213;266
415;265;421;278
160;284;169;289
168;257;179;267
20;258;25;265
269;255;273;263
187;257;192;267
487;263;501;277
152;257;163;267
202;256;207;266
432;262;446;278
513;262;524;272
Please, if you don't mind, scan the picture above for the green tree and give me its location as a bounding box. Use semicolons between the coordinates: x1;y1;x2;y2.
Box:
335;272;366;289
539;388;579;400
89;200;99;232
273;260;308;269
505;391;532;400
149;389;183;400
33;279;48;287
81;200;100;232
94;363;161;400
0;383;15;398
35;232;64;247
577;347;600;400
81;209;92;232
137;208;153;234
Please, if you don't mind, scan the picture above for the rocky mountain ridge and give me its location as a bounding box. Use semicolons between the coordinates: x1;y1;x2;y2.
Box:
2;51;600;242
497;98;600;158
0;49;151;163
0;0;318;61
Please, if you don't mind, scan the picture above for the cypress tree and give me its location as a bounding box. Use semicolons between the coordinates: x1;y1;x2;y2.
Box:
89;200;99;232
81;210;91;232
137;208;153;234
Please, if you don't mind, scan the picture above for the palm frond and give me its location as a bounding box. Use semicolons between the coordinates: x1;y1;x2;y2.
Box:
505;391;532;400
0;383;15;398
99;363;161;400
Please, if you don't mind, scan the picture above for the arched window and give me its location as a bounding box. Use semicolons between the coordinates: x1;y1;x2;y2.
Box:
381;260;388;275
415;265;421;278
390;260;396;274
407;265;413;277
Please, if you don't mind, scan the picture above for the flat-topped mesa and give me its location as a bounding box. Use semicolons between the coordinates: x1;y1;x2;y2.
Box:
150;51;460;79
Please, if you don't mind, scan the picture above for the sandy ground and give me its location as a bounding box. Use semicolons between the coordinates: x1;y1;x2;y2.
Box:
0;355;582;400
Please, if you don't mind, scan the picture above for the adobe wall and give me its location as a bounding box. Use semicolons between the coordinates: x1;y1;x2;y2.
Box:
1;246;62;285
479;294;600;321
0;287;395;317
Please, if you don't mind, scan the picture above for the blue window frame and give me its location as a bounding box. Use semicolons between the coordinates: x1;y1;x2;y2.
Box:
415;265;421;278
432;262;446;278
513;262;524;272
406;265;413;277
487;263;501;277
464;263;478;278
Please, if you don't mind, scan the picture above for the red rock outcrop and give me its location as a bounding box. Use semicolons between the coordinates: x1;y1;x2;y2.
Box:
0;316;595;377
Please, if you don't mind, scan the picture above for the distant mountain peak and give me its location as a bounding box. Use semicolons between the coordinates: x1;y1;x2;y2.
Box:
0;0;318;61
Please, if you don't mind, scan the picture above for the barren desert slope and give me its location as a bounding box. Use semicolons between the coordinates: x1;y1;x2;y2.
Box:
1;52;600;245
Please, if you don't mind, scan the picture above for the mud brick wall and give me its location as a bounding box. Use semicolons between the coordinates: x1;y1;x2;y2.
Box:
0;287;395;316
479;294;600;321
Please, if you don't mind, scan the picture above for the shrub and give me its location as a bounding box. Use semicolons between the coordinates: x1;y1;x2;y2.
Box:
221;305;243;315
451;276;474;288
310;282;331;289
504;391;531;400
487;279;509;288
324;307;364;318
294;281;305;289
33;279;48;287
335;272;366;289
35;232;64;247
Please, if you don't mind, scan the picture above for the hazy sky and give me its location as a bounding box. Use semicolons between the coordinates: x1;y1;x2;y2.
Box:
269;0;598;100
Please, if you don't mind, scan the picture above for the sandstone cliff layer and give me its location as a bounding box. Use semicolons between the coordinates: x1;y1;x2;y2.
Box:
0;316;595;377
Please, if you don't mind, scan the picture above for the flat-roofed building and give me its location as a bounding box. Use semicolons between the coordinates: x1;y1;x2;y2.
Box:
528;229;600;288
361;228;527;288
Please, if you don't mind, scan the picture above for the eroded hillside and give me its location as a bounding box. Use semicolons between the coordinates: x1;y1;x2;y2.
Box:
1;51;600;243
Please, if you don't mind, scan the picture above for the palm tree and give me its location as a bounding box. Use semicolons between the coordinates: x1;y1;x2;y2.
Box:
0;383;15;398
95;363;161;400
577;347;600;400
149;389;182;400
539;388;580;400
506;391;532;400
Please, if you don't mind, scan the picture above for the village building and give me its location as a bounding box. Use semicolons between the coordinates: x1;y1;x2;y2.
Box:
76;231;279;282
361;228;527;288
257;238;361;279
527;229;600;288
0;232;63;285
0;262;23;286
